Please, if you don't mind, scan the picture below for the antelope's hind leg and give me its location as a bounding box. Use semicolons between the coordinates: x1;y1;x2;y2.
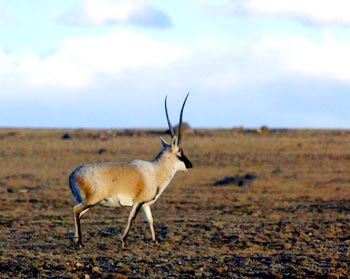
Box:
73;203;91;248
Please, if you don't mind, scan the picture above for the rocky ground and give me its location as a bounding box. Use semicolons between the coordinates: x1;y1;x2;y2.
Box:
0;128;350;278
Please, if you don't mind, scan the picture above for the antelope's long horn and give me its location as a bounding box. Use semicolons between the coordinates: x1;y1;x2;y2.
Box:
177;93;189;146
165;96;175;137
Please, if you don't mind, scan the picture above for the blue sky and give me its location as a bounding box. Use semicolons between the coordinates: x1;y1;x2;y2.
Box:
1;0;350;129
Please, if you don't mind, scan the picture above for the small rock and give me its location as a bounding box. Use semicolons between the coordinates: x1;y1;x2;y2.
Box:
214;173;256;186
61;133;71;140
99;132;109;141
92;266;101;273
339;246;348;253
257;125;270;134
75;262;83;268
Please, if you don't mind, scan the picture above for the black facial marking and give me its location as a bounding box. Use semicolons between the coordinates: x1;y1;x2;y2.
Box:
178;149;193;169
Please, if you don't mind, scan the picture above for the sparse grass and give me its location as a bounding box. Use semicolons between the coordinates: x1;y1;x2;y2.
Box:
1;128;350;278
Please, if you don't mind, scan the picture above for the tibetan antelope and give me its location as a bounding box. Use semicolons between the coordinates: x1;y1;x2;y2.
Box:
69;94;192;248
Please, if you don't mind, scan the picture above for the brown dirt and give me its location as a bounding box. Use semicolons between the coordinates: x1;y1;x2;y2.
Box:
0;128;350;278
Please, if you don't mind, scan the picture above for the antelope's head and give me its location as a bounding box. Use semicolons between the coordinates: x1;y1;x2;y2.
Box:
159;94;193;172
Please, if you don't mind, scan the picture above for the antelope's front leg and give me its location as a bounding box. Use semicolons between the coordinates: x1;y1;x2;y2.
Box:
142;204;157;243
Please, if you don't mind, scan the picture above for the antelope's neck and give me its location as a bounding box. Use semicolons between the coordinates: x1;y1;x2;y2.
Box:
152;160;178;201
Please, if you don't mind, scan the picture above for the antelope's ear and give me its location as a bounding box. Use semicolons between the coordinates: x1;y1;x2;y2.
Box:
160;137;169;148
171;135;178;148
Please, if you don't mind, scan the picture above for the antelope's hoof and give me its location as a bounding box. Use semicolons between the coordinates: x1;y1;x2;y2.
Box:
121;240;127;249
74;239;84;249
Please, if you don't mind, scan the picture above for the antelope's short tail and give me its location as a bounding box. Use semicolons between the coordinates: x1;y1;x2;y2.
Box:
69;166;83;204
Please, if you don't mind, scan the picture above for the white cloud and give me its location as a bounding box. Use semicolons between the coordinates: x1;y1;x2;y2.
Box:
0;29;189;92
2;28;350;102
0;6;16;25
256;34;350;83
200;0;350;26
243;0;350;26
180;31;350;97
193;1;350;88
61;0;172;28
204;69;238;92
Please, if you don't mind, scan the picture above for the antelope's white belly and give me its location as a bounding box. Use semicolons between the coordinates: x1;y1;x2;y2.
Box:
100;195;133;207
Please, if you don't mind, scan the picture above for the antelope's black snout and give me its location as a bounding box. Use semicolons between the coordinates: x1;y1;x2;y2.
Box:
178;150;193;169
